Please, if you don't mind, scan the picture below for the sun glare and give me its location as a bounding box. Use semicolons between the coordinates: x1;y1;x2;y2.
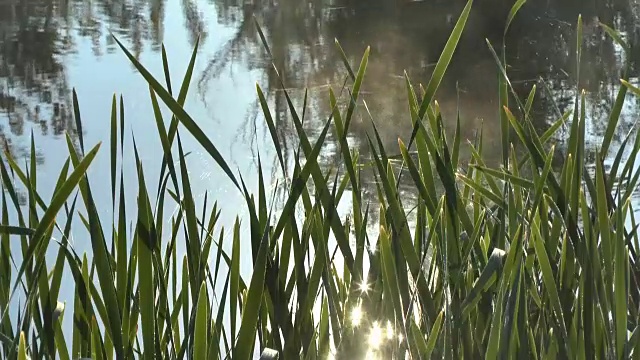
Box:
364;349;379;359
368;321;383;349
385;321;394;340
359;281;370;294
351;303;363;327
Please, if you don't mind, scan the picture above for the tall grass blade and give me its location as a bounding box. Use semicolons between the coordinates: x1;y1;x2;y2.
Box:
149;87;180;199
158;41;198;189
531;218;572;358
342;46;369;138
233;228;270;359
135;143;157;360
600;24;629;157
2;143;101;327
379;225;404;326
505;0;527;36
256;85;286;178
231;217;241;340
113;36;242;191
18;331;26;360
194;283;209;360
72;90;84;154
110;95;117;208
408;0;473;150
334;40;356;81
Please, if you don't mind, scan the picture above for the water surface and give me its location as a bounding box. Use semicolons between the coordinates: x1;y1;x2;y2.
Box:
2;0;640;338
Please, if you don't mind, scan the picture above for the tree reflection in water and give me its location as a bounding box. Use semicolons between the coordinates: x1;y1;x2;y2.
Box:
198;0;640;215
0;0;212;207
2;0;640;210
0;0;209;161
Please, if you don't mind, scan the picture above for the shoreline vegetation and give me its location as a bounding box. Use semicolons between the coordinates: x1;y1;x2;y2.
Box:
2;0;640;358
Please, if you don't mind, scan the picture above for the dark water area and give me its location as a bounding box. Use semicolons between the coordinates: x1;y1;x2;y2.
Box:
2;0;640;260
213;0;640;211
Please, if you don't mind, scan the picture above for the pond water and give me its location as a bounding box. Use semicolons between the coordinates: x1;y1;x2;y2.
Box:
2;0;640;344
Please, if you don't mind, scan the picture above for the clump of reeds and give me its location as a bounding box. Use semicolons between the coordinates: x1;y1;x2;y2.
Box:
2;0;640;359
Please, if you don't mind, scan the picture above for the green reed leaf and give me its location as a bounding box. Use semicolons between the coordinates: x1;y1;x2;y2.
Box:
194;282;209;360
0;226;34;236
425;310;444;358
379;225;404;326
407;0;472;151
505;0;527;36
231;217;241;340
113;36;241;192
136;157;156;360
3;143;101;330
234;227;270;360
18;332;26;360
531;216;572;358
110;94;117;208
256;84;286;178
